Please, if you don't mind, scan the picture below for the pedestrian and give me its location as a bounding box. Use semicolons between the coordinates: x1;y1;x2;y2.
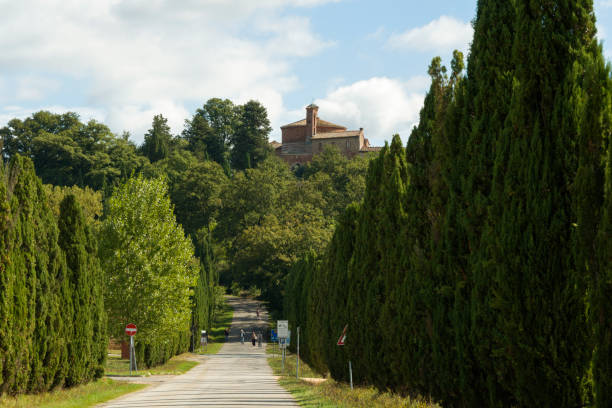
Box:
256;306;260;319
224;328;229;342
251;331;257;346
240;329;245;344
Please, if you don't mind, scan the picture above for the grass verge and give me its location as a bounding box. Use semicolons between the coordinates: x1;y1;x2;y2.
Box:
266;344;440;408
0;378;146;408
105;352;198;376
196;299;234;355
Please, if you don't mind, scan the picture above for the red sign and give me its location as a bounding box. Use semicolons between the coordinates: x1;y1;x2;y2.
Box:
337;325;347;346
125;323;137;336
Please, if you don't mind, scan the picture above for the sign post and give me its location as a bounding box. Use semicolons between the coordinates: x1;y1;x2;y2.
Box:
277;320;289;371
200;330;208;352
125;323;138;375
296;326;300;379
337;325;351;389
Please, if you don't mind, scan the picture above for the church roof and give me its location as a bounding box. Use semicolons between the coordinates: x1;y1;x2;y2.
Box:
281;118;346;129
312;130;361;139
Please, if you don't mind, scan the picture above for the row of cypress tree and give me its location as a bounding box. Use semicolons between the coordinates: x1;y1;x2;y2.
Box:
0;156;106;395
190;227;219;352
284;0;611;406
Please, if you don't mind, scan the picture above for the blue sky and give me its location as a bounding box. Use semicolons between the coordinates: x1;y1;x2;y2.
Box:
1;0;611;146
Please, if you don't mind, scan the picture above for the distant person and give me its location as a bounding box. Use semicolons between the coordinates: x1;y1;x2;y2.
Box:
251;331;257;346
240;329;245;344
224;328;229;342
256;306;260;319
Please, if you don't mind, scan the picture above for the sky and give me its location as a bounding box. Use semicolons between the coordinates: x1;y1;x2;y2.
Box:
2;0;612;147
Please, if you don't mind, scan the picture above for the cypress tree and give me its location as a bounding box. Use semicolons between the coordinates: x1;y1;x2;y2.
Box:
487;1;595;405
592;136;612;407
0;156;69;394
345;145;386;384
376;135;409;391
452;1;517;405
319;203;359;381
142;114;172;163
58;194;106;385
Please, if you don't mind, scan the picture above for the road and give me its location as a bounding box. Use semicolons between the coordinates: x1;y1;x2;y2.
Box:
99;296;297;407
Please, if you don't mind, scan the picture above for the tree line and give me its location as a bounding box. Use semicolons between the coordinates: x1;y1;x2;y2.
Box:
0;94;374;394
283;1;611;407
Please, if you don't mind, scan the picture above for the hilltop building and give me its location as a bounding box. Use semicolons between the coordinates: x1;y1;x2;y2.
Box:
272;104;381;165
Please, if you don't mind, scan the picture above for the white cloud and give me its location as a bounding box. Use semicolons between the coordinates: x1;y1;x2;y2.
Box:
311;76;429;146
388;16;473;54
0;0;339;142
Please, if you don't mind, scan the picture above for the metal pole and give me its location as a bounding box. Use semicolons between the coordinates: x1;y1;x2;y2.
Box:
349;360;353;390
129;336;133;376
133;338;138;372
282;341;285;371
296;327;300;379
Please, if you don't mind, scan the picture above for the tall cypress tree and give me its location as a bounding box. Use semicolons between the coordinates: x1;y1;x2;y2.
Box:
454;1;517;405
592;135;612;407
0;156;70;394
319;203;359;381
58;194;106;385
572;37;612;407
487;1;595;405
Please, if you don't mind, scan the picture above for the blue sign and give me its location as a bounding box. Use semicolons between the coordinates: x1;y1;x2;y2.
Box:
270;329;277;342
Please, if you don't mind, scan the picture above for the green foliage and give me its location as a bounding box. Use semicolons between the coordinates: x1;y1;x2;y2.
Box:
0;111;147;192
58;194;107;385
230;100;272;170
44;184;103;226
280;2;612;407
183;98;236;167
0;156;106;395
141;114;172;163
98;175;198;367
190;227;219;351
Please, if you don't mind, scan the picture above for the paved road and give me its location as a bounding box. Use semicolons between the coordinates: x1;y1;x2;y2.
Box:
99;297;297;408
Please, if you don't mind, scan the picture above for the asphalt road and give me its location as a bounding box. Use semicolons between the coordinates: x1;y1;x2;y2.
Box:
99;296;297;408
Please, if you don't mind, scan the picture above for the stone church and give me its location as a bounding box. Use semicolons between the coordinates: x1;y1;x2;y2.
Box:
272;104;380;165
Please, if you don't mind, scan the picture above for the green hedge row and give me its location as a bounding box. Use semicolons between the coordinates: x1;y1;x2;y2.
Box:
0;156;106;395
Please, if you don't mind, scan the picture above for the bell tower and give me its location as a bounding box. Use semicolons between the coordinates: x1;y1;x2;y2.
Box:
305;104;318;143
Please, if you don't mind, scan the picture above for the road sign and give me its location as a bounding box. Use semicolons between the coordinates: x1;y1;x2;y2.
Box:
270;329;277;342
125;323;137;337
277;320;289;338
337;325;347;346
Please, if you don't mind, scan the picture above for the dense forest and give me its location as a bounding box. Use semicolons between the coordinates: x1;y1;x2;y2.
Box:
284;1;612;407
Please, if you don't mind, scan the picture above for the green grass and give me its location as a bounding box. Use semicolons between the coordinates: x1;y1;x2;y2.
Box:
105;352;198;376
266;344;440;408
196;300;234;355
0;378;146;408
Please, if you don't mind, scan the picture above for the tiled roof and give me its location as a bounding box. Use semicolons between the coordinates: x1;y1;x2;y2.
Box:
360;146;383;152
280;118;346;129
312;130;361;139
270;140;282;148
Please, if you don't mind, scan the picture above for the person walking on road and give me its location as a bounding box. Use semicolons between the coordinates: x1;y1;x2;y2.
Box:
251;331;257;346
224;328;229;342
240;329;245;344
256;306;260;319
